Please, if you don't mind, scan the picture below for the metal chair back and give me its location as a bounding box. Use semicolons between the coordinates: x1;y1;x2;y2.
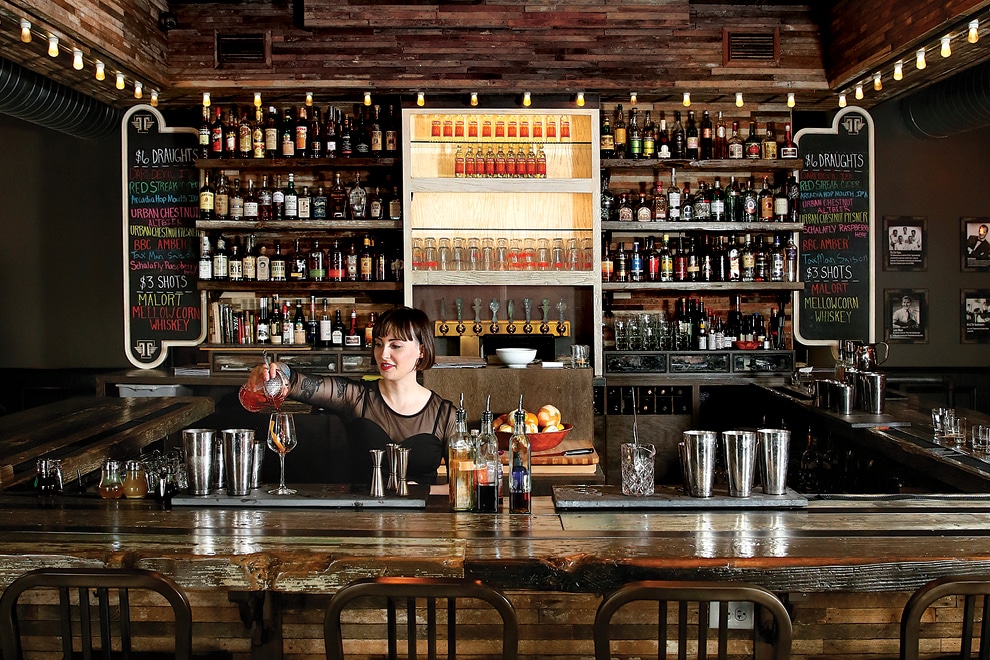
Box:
901;575;990;660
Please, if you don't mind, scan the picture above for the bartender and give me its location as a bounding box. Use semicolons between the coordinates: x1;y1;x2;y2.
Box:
257;306;457;485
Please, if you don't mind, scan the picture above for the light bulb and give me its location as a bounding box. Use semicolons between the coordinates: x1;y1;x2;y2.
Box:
916;48;927;69
969;19;979;44
576;92;585;107
787;92;795;108
115;72;125;90
202;92;211;107
254;92;262;107
838;93;847;108
306;91;313;106
47;35;59;57
416;91;425;107
735;92;744;107
363;91;371;106
522;91;531;107
629;91;637;105
894;60;904;80
94;60;105;81
874;72;882;91
134;81;143;99
855;84;863;100
19;19;31;43
941;35;952;57
150;90;159;107
470;92;479;107
682;91;691;107
72;48;83;70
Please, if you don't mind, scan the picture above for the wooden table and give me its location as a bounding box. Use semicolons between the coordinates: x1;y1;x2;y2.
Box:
0;396;215;490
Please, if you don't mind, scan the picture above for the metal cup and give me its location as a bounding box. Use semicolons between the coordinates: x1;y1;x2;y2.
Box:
834;382;855;415
722;430;757;497
222;429;256;496
250;435;266;489
182;428;216;496
681;430;717;497
758;428;791;495
859;372;886;414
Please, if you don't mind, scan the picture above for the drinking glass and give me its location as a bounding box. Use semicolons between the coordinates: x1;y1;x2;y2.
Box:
507;238;523;270
467;238;481;271
437;237;452;271
495;238;509;271
481;238;495;270
551;238;566;270
567;238;581;271
522;238;536;270
972;425;990;452
411;238;423;270
422;238;438;271
944;415;967;446
452;237;466;271
267;412;298;495
620;443;656;496
581;237;594;271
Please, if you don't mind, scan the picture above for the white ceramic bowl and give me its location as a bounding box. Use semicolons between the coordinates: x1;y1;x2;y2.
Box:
495;348;537;368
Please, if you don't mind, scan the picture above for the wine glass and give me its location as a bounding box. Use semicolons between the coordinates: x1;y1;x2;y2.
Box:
267;412;297;495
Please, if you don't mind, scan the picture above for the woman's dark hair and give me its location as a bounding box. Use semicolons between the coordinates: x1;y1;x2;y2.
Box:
372;306;436;370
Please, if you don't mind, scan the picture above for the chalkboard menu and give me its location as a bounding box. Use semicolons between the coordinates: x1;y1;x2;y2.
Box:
793;107;876;345
121;105;205;368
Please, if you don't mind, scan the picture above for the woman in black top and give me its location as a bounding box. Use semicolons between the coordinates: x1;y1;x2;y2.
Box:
259;306;456;485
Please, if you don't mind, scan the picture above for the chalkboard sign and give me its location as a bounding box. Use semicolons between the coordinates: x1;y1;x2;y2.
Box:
121;105;205;368
793;107;876;345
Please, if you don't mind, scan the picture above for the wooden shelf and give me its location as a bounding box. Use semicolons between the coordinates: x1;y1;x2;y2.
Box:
601;158;802;171
195;157;399;170
602;281;803;292
409;270;598;287
198;280;402;293
603;221;802;233
196;219;401;231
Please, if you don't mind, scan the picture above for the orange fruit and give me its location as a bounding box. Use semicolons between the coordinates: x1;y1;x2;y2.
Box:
497;423;513;433
543;423;561;433
509;409;538;428
537;404;561;428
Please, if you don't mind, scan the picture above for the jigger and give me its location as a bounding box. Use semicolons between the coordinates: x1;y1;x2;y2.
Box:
370;449;385;498
386;443;398;491
395;447;410;497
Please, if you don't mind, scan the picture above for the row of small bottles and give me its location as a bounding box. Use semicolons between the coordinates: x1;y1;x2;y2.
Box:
199;102;400;160
200;233;402;283
452;143;548;178
602;170;800;223
198;170;402;221
447;395;531;514
216;294;376;348
429;113;572;143
601;105;799;161
602;232;798;283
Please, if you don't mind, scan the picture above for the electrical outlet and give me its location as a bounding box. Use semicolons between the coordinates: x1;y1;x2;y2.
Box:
708;601;754;630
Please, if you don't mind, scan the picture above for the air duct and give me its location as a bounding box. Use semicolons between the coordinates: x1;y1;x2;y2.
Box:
0;56;121;139
901;58;990;139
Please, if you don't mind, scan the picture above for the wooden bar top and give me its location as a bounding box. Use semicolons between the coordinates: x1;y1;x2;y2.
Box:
3;491;990;596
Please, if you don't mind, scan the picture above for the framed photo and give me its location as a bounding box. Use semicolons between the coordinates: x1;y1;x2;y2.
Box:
961;217;990;272
884;289;927;343
883;216;926;271
961;290;990;343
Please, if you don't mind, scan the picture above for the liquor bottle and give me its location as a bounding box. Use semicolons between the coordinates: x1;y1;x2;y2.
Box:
652;180;667;220
744;122;762;159
448;403;476;511
671;111;686;159
319;299;333;348
384;104;399;154
344;309;361;348
256;297;270;345
308;106;323;159
725;175;741;222
281;301;293;345
308;239;326;281
741;233;755;281
712;235;728;281
238;110;252;158
349;174;368;219
271;174;284;220
325;107;339;159
258;175;273;221
256;242;271;281
269;295;282;345
312;185;328;219
298;185;312;220
388;185;402;221
363;311;376;349
228;236;243;281
629;240;643;282
657;111;671;159
208;107;224;158
727;121;744;159
696;315;708;350
264;106;279;158
770;234;786;282
693;182;711;221
711;177;725;222
212;234;229;280
600;240;613;282
242;234;257;281
667;169;681;221
780;122;799;159
373;238;388;281
475;407;501;513
685;110;699;159
673;236;688;282
356;107;373;155
293;299;307;345
642;111;656;159
613;104;626;159
680;180;694;221
613;241;628;283
600;110;614;159
508;405;531;514
369;105;383;156
198;171;215;220
627;107;642;159
700;110;714;160
331;309;345;347
270;241;287;282
345;240;359;281
659;234;674;282
785;235;799;282
308;295;319;346
685;236;700;282
280;108;295;158
635;192;652;222
754;235;768;281
251;108;265;159
229;178;244;220
289;238;308;281
198;232;212;281
727;234;741;281
283;173;299;219
329;172;349;219
786;175;801;222
223;109;237;158
359;235;374;281
615;193;633;222
198;105;211;159
773;179;789;222
714;111;728;159
742;176;759;222
328;239;345;281
759;176;774;222
294;106;309;158
761;122;778;160
339;114;353;158
243;179;259;220
645;235;660;282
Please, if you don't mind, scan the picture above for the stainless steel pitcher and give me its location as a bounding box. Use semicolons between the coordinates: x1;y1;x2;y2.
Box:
855;342;889;371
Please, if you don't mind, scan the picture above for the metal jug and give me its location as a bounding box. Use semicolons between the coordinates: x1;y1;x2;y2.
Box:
855;342;889;371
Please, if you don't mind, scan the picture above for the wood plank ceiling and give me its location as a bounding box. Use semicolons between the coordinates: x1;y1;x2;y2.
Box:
0;0;989;111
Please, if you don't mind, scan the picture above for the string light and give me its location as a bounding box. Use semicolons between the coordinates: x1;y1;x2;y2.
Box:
416;91;425;107
874;72;882;91
735;92;743;107
893;60;904;80
20;19;31;43
855;84;863;100
523;91;531;107
254;92;262;108
629;91;637;105
787;92;795;108
115;71;125;90
72;48;83;70
94;60;105;81
47;35;59;57
941;35;952;57
363;91;371;106
576;92;585;107
470;92;479;107
150;90;159;107
133;81;143;99
682;91;691;107
916;48;927;69
838;93;847;108
202;92;211;107
969;19;980;44
305;91;313;106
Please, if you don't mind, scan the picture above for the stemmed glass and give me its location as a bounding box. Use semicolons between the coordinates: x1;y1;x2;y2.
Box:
267;412;297;495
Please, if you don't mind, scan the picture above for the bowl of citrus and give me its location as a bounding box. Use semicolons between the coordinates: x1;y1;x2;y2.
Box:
494;404;571;452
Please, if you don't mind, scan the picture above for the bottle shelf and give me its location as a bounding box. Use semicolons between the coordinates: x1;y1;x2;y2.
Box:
602;221;802;233
195;157;399;170
602;281;803;292
601;158;802;171
198;281;402;293
409;271;598;287
198;343;370;352
408;178;595;193
196;219;401;231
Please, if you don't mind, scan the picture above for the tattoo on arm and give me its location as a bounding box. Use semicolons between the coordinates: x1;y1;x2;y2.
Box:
335;379;347;399
298;376;322;402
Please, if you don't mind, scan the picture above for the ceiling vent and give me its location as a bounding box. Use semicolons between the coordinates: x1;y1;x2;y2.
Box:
215;32;272;68
723;28;779;66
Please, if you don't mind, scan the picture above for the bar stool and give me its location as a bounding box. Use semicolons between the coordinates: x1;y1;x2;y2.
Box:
323;576;518;660
901;575;990;660
593;579;792;660
0;567;193;660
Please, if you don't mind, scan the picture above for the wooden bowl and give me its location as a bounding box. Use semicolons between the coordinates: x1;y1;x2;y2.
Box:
496;424;572;453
